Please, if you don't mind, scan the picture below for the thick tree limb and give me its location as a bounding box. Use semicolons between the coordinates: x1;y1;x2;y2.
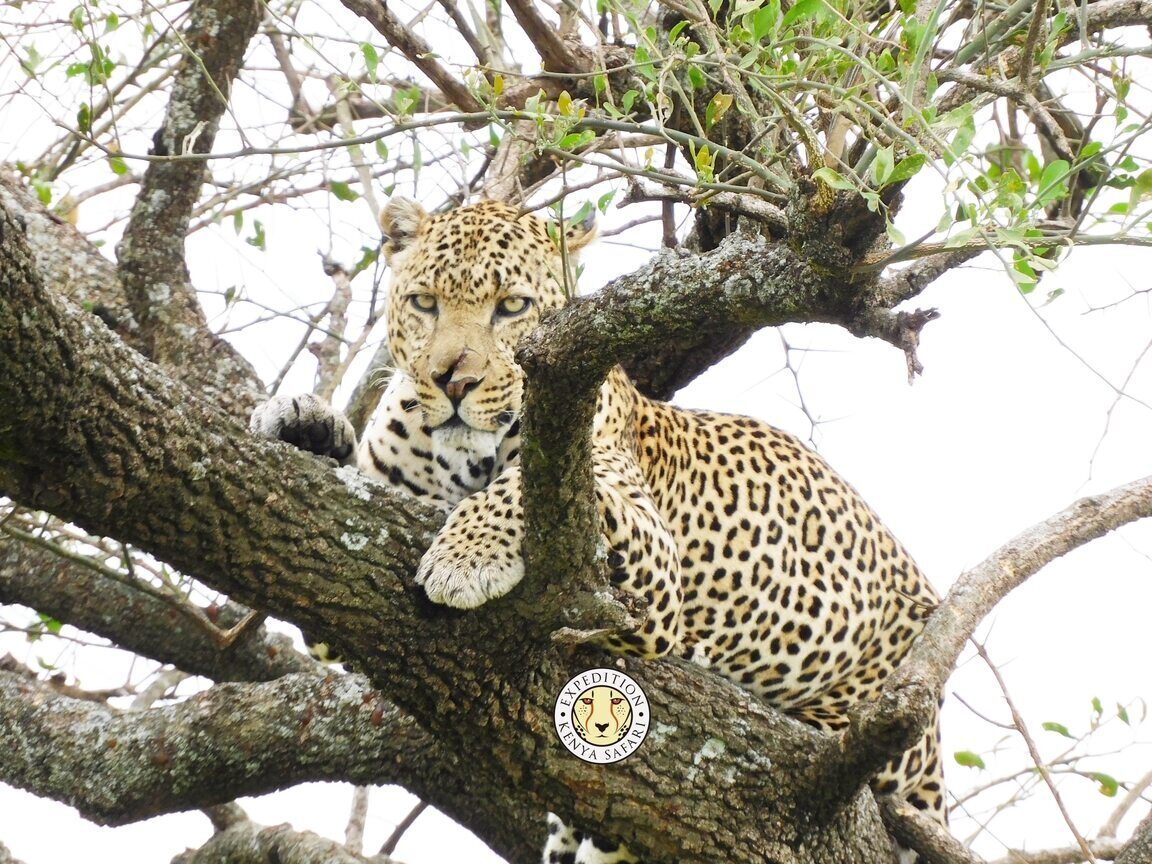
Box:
0;663;450;827
339;0;482;113
0;536;314;682
505;0;583;73
173;819;400;864
880;796;984;864
114;0;264;416
1116;811;1152;864
0;172;137;338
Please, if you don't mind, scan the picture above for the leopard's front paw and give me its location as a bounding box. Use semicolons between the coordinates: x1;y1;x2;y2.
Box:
415;539;525;609
250;394;356;462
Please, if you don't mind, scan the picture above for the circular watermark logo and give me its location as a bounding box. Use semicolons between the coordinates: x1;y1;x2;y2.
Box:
554;668;650;763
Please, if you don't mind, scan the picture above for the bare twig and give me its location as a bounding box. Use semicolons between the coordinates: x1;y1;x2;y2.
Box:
345;786;370;854
974;642;1097;864
379;799;428;857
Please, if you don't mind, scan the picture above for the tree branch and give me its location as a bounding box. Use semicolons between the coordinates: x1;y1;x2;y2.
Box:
173;818;400;864
338;0;482;113
0;662;447;827
1117;811;1152;864
504;0;584;73
0;840;27;864
879;796;984;864
0;535;315;682
112;0;265;416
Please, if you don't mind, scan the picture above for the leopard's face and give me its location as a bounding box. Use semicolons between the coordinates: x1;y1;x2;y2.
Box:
381;198;594;436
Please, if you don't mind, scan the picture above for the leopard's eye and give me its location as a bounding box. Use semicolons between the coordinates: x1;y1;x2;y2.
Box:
409;293;438;313
495;296;532;317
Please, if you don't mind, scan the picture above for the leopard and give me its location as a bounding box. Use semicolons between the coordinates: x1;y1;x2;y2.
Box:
250;197;946;864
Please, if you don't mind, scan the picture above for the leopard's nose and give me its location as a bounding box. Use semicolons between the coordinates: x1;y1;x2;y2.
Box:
434;371;481;403
431;348;485;405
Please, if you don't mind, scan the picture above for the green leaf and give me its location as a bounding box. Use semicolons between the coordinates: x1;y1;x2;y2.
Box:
812;166;855;191
21;44;42;78
871;145;894;186
70;5;85;30
330;181;359;202
885;221;905;246
687;66;706;90
557;90;573;116
568;200;595;228
232;211;243;234
751;2;779;40
557;129;595;150
1080;141;1102;160
66;62;89;79
1036;160;1070;207
1118;704;1130;725
104;11;118;31
1091;696;1104;716
1091;773;1119;797
352;245;378;275
953;750;986;769
37;612;63;635
593;73;607;95
693;144;714;181
945;114;976;166
375;139;389;160
621;90;638;114
76;102;92;133
705;92;734;128
1012;255;1037;294
246;219;266;251
781;0;821;30
633;45;657;81
108;155;128;176
361;43;379;81
1041;721;1073;738
597;190;616;213
32;178;52;205
393;85;420;116
888;153;926;184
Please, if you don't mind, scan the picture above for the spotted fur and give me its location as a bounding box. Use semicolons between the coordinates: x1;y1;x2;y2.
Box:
251;198;946;863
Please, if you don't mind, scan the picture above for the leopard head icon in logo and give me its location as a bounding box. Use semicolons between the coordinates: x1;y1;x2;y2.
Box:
571;685;632;745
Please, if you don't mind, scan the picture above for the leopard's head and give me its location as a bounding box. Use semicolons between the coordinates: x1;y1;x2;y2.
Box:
381;198;596;435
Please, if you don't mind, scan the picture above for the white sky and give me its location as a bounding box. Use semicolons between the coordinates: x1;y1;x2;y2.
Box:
1;0;1151;861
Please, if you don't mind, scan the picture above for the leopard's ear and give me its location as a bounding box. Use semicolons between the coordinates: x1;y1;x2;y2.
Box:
559;206;597;254
380;197;428;260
